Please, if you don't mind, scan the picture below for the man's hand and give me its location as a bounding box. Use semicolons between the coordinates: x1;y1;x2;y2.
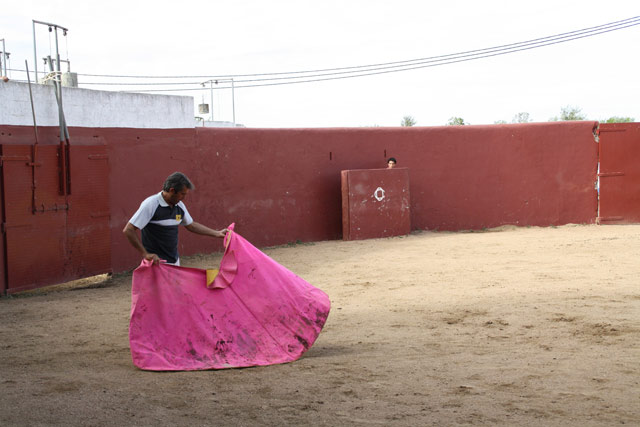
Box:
123;222;163;264
144;252;161;264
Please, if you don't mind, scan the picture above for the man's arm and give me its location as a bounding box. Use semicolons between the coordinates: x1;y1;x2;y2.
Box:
122;222;161;264
184;222;227;238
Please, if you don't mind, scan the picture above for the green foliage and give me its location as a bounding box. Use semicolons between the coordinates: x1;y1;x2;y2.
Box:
447;117;466;126
602;116;635;123
549;105;586;121
494;112;531;124
496;107;634;124
511;112;531;123
401;115;417;127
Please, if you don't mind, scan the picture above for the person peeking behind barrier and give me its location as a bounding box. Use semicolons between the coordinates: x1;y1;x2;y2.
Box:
123;171;228;266
387;157;397;169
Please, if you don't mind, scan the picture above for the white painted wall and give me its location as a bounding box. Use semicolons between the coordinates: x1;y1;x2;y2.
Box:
0;80;194;129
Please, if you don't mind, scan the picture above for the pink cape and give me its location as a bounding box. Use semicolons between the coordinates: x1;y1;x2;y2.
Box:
129;224;331;371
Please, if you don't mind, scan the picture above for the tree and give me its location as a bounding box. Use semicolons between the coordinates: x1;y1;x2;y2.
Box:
401;115;416;127
447;117;466;126
602;116;635;123
494;120;508;124
511;112;531;123
549;106;586;121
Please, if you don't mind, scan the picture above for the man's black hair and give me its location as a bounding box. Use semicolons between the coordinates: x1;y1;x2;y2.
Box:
163;172;194;192
387;157;397;164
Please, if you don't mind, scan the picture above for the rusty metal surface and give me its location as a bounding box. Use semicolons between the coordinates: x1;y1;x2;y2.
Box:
341;167;411;241
598;123;640;224
1;144;110;293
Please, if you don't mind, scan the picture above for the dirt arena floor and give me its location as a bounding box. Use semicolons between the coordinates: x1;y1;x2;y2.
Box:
1;224;639;426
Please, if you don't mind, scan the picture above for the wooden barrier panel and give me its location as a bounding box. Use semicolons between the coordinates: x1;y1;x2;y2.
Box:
341;168;410;240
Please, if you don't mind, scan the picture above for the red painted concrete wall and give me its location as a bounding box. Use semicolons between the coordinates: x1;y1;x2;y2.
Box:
0;121;599;278
395;122;599;231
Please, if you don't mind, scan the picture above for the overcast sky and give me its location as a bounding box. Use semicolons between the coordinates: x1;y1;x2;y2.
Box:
2;1;639;127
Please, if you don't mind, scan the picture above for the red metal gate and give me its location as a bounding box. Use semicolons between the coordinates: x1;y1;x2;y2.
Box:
598;123;640;224
0;144;111;294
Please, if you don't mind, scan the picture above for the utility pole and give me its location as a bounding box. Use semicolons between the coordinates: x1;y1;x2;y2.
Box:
0;39;8;77
210;80;214;122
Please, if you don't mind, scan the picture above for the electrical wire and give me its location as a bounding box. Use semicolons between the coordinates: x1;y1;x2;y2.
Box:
121;17;640;92
7;16;640;91
78;16;639;81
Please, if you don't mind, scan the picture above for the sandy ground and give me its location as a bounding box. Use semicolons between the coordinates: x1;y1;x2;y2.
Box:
1;224;639;426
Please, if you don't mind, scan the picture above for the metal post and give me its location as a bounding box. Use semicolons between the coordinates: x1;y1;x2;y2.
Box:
32;21;38;82
25;60;38;140
53;32;65;143
231;78;236;125
25;60;40;214
31;20;71;196
1;39;5;76
209;81;214;122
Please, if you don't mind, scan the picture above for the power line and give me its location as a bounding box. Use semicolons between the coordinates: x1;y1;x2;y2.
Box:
120;17;640;92
7;16;640;91
78;16;639;81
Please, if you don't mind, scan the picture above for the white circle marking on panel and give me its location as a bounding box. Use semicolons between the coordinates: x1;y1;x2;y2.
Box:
374;187;385;201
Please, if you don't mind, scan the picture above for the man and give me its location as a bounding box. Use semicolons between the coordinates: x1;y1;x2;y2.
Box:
387;157;397;169
123;172;227;265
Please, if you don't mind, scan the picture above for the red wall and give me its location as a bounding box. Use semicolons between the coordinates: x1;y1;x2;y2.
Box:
0;121;599;275
395;122;599;230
